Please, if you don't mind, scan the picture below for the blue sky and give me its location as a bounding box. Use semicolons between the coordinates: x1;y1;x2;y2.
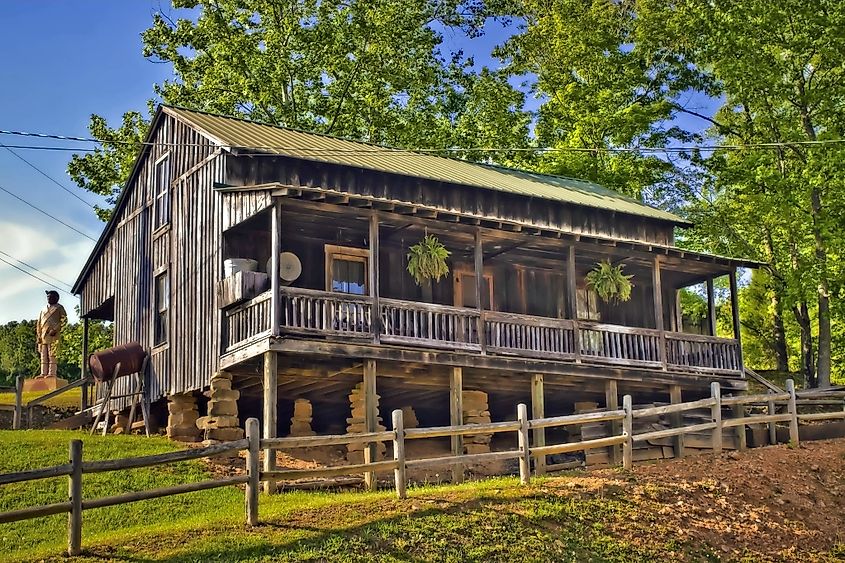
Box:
0;2;172;323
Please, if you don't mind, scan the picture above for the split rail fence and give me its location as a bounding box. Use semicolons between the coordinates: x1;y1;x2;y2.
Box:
2;379;844;557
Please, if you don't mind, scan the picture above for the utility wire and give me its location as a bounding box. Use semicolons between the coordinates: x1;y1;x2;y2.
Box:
0;184;97;242
0;249;73;290
0;255;75;296
3;128;845;154
0;142;99;208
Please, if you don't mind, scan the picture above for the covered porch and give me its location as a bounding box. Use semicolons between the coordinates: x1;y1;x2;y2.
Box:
218;192;750;379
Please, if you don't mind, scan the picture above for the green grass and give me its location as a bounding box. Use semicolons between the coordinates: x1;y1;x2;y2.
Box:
0;387;83;410
0;430;661;562
0;430;240;560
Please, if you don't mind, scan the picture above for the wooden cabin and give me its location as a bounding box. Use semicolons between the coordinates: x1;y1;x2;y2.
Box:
73;106;758;458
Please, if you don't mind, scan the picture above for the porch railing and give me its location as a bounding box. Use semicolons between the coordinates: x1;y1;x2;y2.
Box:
222;293;271;351
221;287;743;376
485;311;575;359
666;332;741;375
280;286;372;338
578;322;663;368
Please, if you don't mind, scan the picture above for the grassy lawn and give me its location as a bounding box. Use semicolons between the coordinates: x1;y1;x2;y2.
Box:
1;431;842;562
0;387;83;410
0;430;666;562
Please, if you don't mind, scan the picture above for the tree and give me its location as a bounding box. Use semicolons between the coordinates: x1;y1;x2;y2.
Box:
0;321;39;386
672;0;845;386
68;0;529;214
495;0;705;202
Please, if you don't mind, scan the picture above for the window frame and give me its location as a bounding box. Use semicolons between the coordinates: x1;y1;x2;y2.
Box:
153;269;170;347
453;269;494;309
324;244;369;295
153;153;171;232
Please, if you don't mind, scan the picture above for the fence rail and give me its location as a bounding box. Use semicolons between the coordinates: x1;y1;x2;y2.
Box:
4;378;844;558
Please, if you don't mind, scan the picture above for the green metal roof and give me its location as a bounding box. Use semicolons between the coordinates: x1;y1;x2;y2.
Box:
166;106;688;225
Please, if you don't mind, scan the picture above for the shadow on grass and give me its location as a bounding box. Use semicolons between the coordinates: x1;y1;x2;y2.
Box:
69;489;646;563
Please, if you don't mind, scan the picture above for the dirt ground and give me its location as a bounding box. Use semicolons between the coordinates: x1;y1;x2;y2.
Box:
592;439;845;559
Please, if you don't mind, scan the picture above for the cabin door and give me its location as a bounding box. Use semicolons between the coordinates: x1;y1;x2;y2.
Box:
453;271;493;309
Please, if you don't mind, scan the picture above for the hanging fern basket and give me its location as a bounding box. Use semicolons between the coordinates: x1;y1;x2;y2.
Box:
585;260;634;304
407;234;450;286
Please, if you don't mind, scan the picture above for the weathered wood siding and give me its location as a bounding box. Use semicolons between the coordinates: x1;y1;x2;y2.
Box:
78;112;223;403
226;155;675;245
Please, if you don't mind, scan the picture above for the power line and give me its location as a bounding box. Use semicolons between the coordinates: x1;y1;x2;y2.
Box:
0;255;74;297
0;250;73;290
0;142;99;208
3;128;845;155
0;184;97;242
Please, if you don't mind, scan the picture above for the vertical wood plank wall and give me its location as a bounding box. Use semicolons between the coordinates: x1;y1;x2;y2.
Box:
78;113;224;403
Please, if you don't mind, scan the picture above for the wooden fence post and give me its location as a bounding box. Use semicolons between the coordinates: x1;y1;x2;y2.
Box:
245;418;260;526
392;409;406;499
767;391;777;445
68;439;83;556
732;403;747;451
710;382;722;454
669;384;684;459
622;395;633;470
517;403;530;485
13;375;23;430
786;379;799;445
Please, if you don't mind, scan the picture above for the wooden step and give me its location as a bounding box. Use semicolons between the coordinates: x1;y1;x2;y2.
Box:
48;411;94;430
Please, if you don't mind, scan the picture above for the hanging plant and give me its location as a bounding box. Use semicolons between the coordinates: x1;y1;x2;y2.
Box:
407;234;450;286
585;260;634;303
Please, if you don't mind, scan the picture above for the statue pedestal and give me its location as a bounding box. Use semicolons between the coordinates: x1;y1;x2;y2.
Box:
23;376;68;393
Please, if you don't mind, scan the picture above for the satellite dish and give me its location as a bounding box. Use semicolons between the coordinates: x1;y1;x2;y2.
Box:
267;252;302;285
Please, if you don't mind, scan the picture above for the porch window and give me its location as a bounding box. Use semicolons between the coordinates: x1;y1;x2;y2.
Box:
325;245;368;295
154;271;169;345
153;154;171;230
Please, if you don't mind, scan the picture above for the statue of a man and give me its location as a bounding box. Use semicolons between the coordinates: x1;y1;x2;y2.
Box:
36;290;67;378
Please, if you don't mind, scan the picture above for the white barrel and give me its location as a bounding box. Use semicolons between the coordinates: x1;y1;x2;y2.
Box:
224;258;258;277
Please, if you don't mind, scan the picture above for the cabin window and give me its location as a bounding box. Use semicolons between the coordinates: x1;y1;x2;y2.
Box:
153;154;171;230
154;271;169;345
325;245;368;295
577;287;601;321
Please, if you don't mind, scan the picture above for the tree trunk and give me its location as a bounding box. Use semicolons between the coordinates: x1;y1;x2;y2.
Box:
771;290;789;373
792;301;816;388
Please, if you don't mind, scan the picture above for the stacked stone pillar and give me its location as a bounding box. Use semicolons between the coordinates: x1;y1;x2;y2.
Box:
400;406;419;429
288;399;316;437
167;393;201;442
462;390;492;454
196;372;243;443
346;382;386;464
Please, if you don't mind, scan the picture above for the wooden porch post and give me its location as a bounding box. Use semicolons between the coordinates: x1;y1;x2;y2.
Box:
270;199;282;337
81;317;90;412
449;367;464;483
706;277;716;336
652;256;667;370
531;374;546;475
566;245;581;363
674;289;683;332
369;214;380;344
363;360;378;491
729;269;745;374
262;350;278;494
669;384;684;458
474;229;486;354
605;380;621;465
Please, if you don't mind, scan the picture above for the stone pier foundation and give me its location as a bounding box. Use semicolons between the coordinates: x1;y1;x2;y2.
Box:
462;390;492;454
197;372;243;443
167;393;201;442
347;382;386;464
288;399;316;437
